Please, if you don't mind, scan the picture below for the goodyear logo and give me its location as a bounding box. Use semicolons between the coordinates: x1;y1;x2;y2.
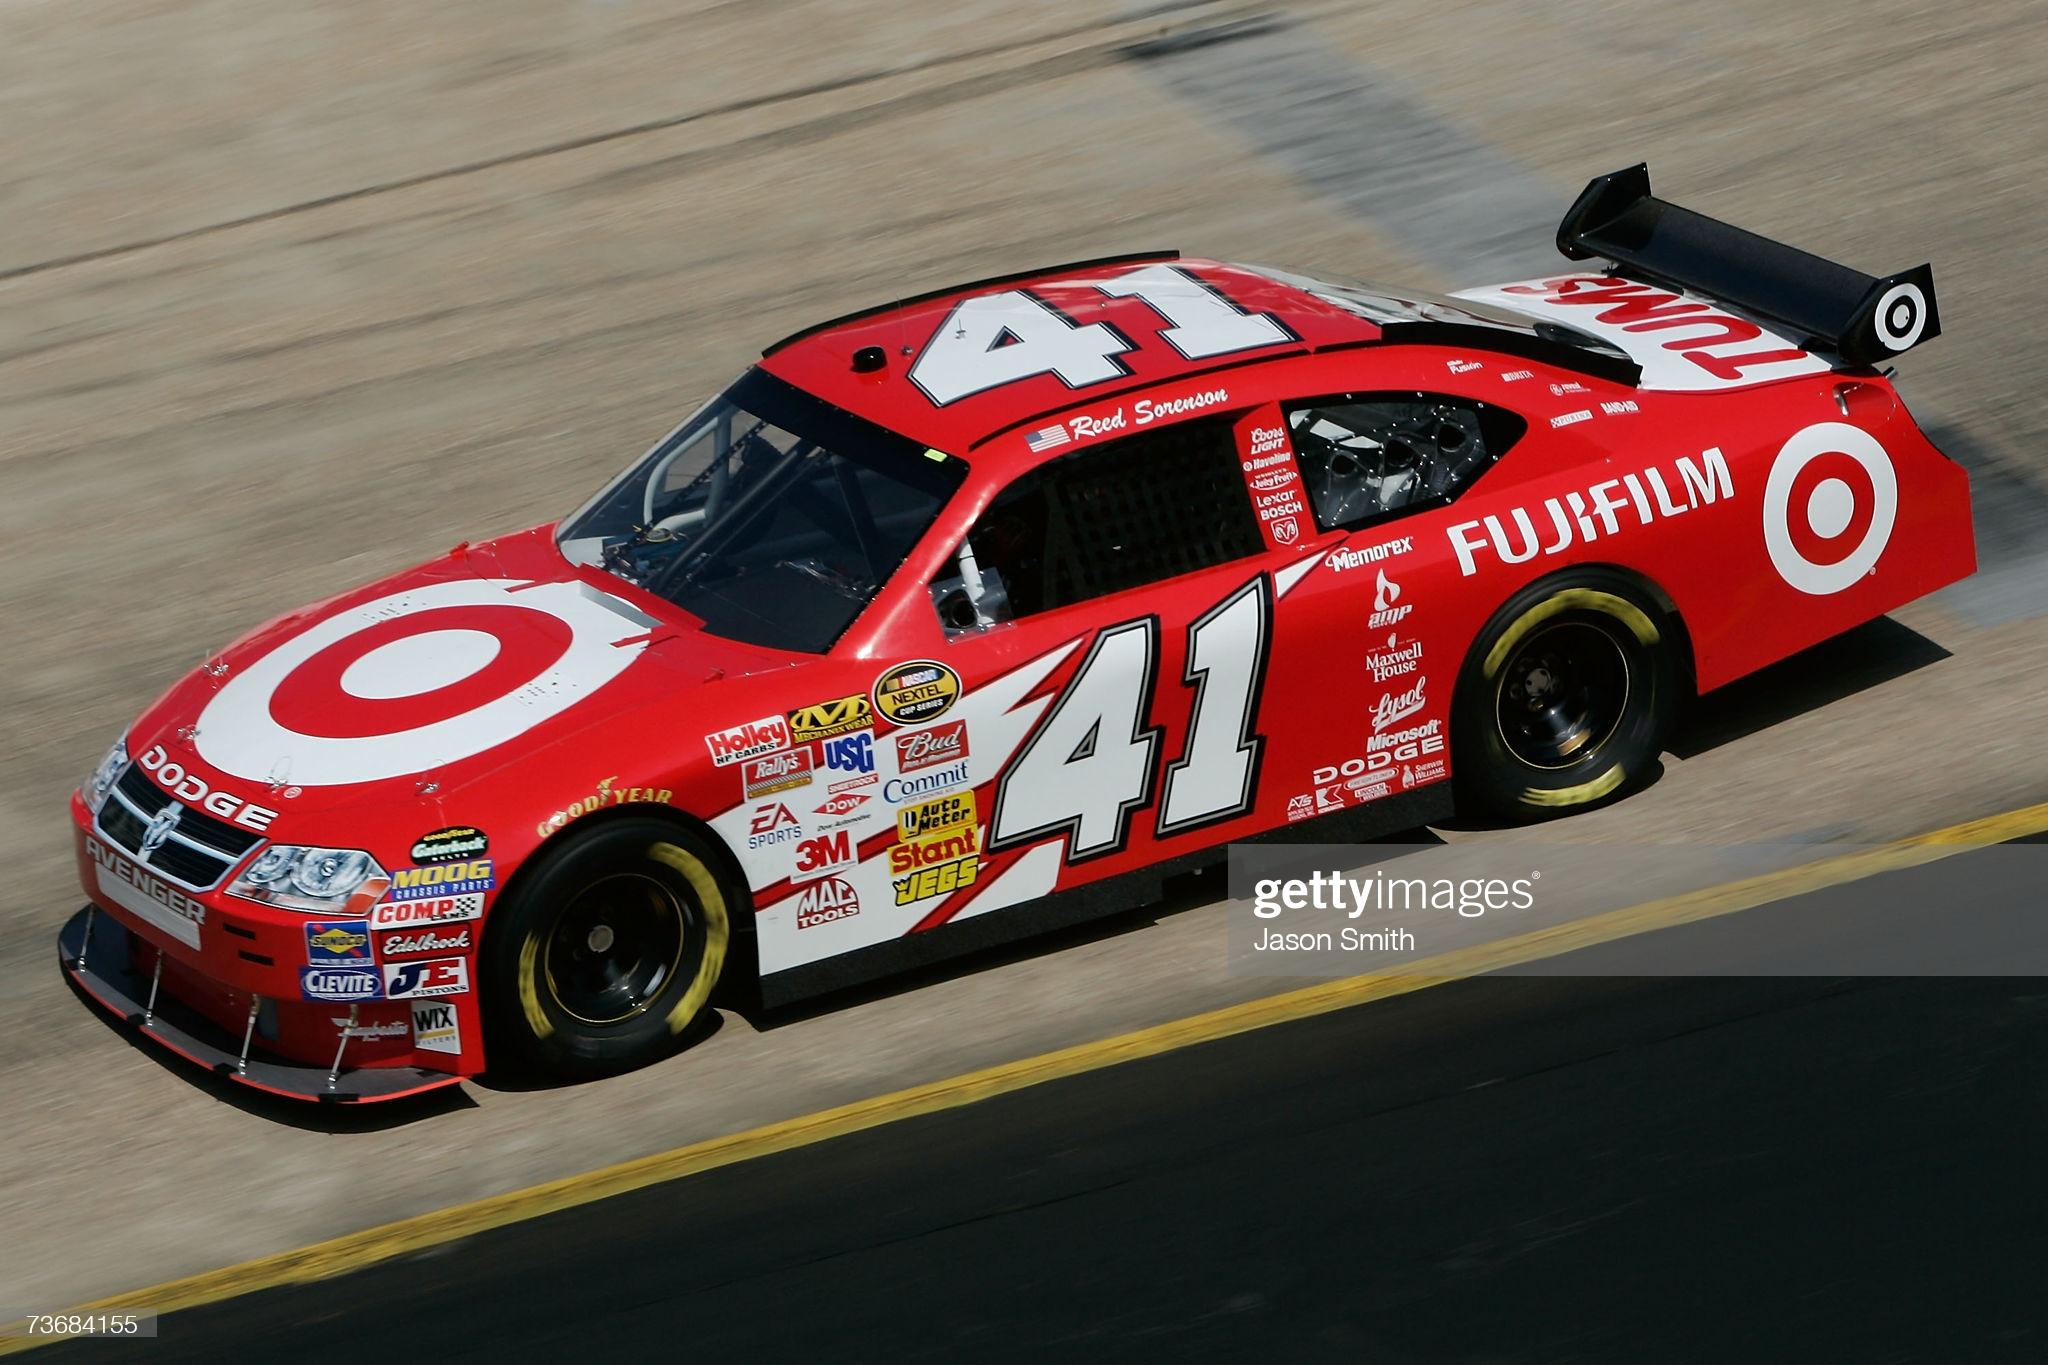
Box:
873;660;961;725
788;694;872;742
386;859;495;902
897;790;976;841
305;919;371;965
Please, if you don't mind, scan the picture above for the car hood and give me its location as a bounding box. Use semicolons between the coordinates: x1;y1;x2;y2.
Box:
121;524;816;840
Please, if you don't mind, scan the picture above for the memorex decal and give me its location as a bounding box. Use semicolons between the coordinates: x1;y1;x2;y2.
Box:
1448;447;1733;577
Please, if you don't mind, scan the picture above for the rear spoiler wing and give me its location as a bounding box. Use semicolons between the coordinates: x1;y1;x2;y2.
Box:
1557;164;1938;367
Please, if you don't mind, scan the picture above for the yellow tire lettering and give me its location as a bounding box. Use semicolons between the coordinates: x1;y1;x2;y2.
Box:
646;840;732;1036
1523;763;1626;808
517;933;554;1040
1483;589;1660;681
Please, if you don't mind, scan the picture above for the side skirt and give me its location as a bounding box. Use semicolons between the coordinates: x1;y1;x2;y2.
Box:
757;782;1453;1008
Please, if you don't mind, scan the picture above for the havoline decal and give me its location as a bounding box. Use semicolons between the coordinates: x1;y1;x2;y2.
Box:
411;826;489;864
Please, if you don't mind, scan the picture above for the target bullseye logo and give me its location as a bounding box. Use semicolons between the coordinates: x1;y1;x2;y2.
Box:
196;579;646;786
1872;282;1927;353
1762;422;1897;596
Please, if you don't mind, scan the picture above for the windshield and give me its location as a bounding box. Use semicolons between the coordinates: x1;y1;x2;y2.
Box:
559;369;964;653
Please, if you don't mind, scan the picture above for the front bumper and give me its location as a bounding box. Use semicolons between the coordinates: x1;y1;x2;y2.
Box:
59;905;462;1104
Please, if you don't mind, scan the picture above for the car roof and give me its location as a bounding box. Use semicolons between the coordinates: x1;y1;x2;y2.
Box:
755;254;1389;456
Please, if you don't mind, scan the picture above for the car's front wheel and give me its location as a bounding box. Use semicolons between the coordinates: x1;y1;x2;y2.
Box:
483;816;732;1080
1452;568;1679;820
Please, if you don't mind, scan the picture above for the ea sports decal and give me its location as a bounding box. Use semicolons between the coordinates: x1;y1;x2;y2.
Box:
1762;422;1897;596
194;579;648;787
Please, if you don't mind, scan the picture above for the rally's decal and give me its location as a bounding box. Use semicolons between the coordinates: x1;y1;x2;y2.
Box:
1762;422;1897;596
908;263;1292;407
194;578;648;787
1453;276;1833;391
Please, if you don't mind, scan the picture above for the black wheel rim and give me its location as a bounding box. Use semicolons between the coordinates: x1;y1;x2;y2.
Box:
1494;618;1633;770
543;872;691;1026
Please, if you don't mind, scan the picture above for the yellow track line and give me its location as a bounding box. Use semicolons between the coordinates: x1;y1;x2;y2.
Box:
7;797;2047;1352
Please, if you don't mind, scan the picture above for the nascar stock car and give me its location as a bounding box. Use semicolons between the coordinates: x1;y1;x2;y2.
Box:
62;165;1973;1099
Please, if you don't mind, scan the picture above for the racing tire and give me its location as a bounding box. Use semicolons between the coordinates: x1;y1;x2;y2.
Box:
1452;568;1678;821
483;816;732;1080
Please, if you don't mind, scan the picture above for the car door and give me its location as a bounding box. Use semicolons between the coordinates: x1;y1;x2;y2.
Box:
902;405;1314;928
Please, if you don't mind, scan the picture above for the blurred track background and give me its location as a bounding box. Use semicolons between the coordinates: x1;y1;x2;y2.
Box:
2;0;2045;1315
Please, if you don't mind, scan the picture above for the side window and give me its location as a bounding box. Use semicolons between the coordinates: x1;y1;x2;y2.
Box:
1285;393;1524;532
931;417;1263;632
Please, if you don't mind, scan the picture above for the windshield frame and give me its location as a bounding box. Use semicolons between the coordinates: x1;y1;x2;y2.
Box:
557;368;967;655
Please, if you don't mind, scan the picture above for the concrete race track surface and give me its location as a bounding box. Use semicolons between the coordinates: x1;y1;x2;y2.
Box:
2;0;2045;1315
40;846;2048;1363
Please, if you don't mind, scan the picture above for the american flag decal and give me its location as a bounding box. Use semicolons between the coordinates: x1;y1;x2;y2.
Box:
1025;424;1071;453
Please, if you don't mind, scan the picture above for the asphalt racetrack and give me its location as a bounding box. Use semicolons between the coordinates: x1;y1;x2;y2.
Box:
41;841;2048;1363
4;0;2048;1340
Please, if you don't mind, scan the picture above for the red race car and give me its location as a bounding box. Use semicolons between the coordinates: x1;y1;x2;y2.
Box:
61;166;1973;1100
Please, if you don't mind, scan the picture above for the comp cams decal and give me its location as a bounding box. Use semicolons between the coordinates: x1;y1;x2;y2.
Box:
194;578;649;788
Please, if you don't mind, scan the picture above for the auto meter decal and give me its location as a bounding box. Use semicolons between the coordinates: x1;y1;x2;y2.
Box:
1762;422;1898;596
193;579;647;786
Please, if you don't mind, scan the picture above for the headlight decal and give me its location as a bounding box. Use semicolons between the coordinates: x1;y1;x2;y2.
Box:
228;846;389;914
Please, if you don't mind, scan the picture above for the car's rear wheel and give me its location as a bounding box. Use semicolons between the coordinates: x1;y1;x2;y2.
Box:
484;816;732;1080
1453;568;1678;820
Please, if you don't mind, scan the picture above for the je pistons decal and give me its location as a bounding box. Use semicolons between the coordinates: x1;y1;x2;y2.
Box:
787;694;872;742
411;826;488;863
872;661;961;725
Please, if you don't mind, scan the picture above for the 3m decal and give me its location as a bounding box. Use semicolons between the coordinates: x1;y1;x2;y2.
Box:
792;829;855;883
873;662;961;725
1762;422;1897;595
193;578;648;787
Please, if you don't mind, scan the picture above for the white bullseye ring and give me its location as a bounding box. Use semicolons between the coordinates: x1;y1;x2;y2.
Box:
195;578;647;786
339;629;502;699
1872;282;1926;352
1805;477;1856;540
1762;422;1897;597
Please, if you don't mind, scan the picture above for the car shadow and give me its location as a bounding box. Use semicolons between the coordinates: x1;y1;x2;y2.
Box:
472;1006;728;1095
1667;614;1951;759
736;830;1448;1032
62;973;480;1131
